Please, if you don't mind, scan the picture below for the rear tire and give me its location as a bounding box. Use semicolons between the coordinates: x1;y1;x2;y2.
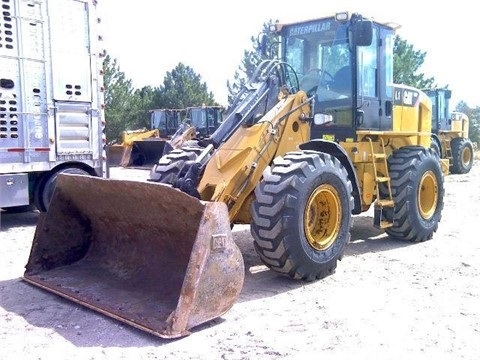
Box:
450;137;473;174
430;137;441;156
251;150;354;281
384;147;444;242
33;167;91;212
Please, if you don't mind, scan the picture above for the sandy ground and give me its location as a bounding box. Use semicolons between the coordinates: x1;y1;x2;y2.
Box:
1;159;479;360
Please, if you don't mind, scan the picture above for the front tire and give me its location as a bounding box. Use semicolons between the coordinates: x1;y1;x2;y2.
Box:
450;137;473;174
149;148;199;184
384;147;444;242
251;150;354;281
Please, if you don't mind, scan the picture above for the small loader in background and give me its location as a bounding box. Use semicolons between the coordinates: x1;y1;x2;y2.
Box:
425;88;474;174
108;106;225;168
107;109;183;168
106;128;162;167
158;105;225;157
24;12;445;339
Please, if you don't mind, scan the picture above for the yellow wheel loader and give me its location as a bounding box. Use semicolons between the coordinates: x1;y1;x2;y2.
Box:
106;109;183;168
24;12;445;338
106;128;162;167
425;88;474;174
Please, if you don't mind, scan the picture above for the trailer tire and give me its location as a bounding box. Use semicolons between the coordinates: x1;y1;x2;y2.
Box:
149;149;199;184
251;150;354;281
384;147;444;242
450;137;473;174
33;167;90;212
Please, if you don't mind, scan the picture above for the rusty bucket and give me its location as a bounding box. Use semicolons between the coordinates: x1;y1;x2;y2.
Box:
24;174;244;338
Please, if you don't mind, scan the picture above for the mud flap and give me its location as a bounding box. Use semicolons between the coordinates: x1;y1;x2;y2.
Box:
23;174;244;339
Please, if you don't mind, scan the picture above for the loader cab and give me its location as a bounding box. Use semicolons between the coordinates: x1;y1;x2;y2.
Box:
186;106;224;138
425;88;451;133
150;109;182;137
278;12;396;143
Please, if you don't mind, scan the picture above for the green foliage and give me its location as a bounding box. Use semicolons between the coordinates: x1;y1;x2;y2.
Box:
102;58;218;142
393;35;435;89
155;63;217;109
103;54;146;142
227;21;277;104
133;86;156;128
455;101;480;146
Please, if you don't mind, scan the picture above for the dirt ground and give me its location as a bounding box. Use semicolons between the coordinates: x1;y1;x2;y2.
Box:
1;158;479;360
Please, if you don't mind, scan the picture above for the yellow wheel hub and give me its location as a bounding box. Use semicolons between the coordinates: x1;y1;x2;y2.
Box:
304;184;342;251
462;146;472;166
418;170;438;219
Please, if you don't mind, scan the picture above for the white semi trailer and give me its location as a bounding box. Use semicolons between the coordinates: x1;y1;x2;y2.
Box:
0;0;106;211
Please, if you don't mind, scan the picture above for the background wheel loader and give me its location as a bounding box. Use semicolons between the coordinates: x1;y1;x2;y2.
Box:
106;128;162;167
24;12;445;338
108;106;226;168
106;109;183;168
157;105;225;158
425;88;474;174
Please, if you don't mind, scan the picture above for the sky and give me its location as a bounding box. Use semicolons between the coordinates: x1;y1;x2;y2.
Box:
97;0;479;108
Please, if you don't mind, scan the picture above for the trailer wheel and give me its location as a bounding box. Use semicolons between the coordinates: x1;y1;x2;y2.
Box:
149;149;199;184
384;147;444;242
33;167;90;212
450;137;473;174
251;150;354;281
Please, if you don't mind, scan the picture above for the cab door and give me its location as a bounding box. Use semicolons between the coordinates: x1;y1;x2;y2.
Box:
355;25;394;131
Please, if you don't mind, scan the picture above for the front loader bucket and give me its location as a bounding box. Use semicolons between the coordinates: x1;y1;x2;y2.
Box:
130;139;167;167
106;144;125;166
23;174;244;339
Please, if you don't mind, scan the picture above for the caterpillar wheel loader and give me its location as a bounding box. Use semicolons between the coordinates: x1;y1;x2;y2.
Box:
425;88;474;174
106;128;162;167
130;106;226;167
24;12;445;339
108;109;183;168
156;105;225;159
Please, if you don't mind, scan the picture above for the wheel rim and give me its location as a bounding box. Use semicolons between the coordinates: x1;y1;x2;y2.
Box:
304;184;341;250
418;170;438;219
461;146;472;166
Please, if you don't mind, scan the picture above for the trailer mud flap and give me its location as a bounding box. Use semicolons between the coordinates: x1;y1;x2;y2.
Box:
23;174;244;339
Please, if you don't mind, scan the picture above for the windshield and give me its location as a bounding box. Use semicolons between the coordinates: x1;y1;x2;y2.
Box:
189;109;207;129
282;18;352;102
151;110;180;135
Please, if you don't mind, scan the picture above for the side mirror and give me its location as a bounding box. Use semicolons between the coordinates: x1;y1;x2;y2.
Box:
351;20;373;47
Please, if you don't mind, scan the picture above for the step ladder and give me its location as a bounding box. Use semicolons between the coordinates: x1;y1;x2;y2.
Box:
367;137;394;229
443;137;452;162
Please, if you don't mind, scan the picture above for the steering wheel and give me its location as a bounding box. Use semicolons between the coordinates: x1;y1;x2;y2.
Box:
299;68;333;94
